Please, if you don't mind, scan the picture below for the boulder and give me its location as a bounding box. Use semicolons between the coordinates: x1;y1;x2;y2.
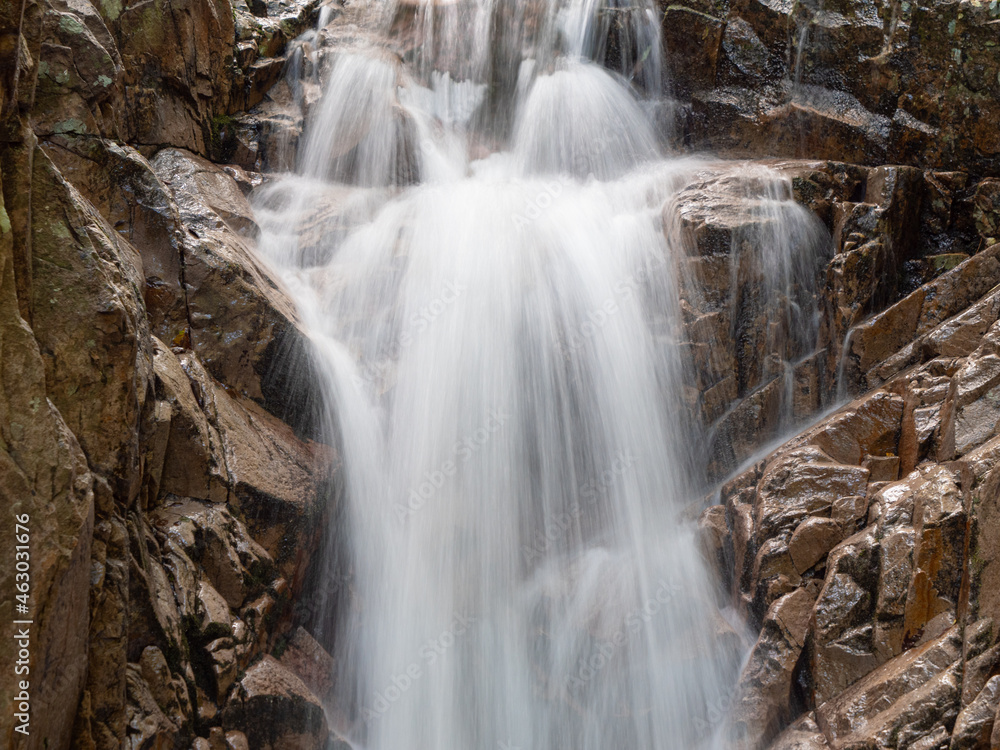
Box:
221;656;329;750
727;586;818;748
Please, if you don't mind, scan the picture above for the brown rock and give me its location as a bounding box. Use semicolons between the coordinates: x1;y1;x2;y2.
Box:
148;149;315;428
902;465;967;643
125;664;184;749
699;504;730;585
951;675;1000;750
766;713;829;750
815;626;962;745
221;656;329;750
278;627;335;703
810;527;881;704
754;447;868;543
788;517;842;574
661;7;725;98
728;586;818;749
152;339;231;505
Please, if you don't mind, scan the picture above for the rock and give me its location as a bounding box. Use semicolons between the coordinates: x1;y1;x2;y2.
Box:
661;7;725;98
967;468;1000;630
754;447;868;543
665;0;1000;174
221;656;329;750
278;627;335;703
148;149;317;430
197;581;235;641
950;675;1000;750
138;646;192;731
810;526;881;704
727;586;818;748
787;517;842;574
206;637;239;702
719;18;776;85
847;244;1000;390
815;626;962;745
699;504;730;586
901;465;967;644
151;339;231;504
152;498;274;610
766;713;829;750
115;0;236;152
125;663;185;749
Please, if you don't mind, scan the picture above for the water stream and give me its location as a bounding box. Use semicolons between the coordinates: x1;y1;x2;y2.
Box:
254;0;829;747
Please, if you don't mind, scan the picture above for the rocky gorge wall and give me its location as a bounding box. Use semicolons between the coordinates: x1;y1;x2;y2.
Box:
2;0;1000;749
1;0;342;748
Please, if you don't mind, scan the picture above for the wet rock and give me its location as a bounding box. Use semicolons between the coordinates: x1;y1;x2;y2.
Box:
950;675;1000;750
152;497;274;611
125;663;185;749
728;586;818;748
810;526;881;704
754;447;868;543
197;581;235;641
719;18;775;85
206;637;240;702
815;626;962;745
901;465;967;644
847;244;1000;390
661;7;725;98
138;646;193;732
278;626;335;703
32;0;124;139
665;0;1000;173
967;468;1000;630
149;149;316;426
787;517;841;574
151;339;231;505
766;713;829;750
221;656;329;750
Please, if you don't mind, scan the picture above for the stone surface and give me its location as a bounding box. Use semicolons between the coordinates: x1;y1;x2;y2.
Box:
664;0;1000;176
728;586;818;748
220;656;329;750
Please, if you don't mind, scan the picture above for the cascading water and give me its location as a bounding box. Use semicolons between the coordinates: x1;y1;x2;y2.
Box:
254;0;828;747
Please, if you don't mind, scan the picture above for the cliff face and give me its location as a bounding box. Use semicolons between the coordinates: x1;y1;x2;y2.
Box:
653;4;1000;748
661;0;1000;175
1;1;338;748
2;0;1000;748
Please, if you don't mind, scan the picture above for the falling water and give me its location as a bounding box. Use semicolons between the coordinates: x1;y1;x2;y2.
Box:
254;0;828;747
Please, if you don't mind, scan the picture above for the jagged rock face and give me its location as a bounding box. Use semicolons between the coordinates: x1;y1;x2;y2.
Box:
703;269;1000;748
1;0;338;747
660;0;1000;175
22;0;325;155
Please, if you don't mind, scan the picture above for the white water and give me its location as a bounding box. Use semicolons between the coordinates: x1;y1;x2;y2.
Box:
254;1;827;747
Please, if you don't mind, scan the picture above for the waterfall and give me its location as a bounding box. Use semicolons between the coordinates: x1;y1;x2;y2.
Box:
253;0;828;747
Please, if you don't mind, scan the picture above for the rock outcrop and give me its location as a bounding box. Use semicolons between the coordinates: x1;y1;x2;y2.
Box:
702;246;1000;747
1;1;338;748
659;0;1000;176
